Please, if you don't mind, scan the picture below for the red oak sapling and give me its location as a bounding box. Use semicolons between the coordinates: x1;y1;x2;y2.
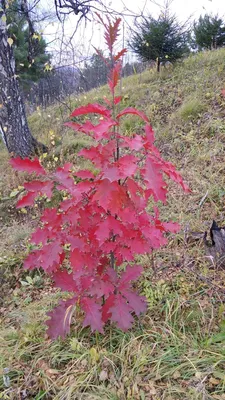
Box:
10;15;190;339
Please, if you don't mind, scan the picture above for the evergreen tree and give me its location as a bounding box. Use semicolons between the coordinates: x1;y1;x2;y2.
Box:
193;14;225;50
6;0;50;89
129;13;189;71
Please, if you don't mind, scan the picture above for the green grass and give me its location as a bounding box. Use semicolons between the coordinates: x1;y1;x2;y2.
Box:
1;275;225;399
1;48;225;399
177;97;206;121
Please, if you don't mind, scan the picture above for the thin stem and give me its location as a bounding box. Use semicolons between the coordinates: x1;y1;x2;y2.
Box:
110;251;115;269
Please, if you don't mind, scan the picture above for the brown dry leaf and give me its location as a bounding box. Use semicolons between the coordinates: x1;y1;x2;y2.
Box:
46;369;60;376
99;369;108;381
173;370;181;379
81;358;88;368
108;371;119;386
209;376;220;385
149;387;157;395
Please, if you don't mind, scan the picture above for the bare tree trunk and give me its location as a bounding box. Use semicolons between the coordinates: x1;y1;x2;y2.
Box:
0;2;47;158
156;57;160;73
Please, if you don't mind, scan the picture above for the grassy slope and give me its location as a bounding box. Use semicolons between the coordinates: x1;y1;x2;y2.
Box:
1;49;225;399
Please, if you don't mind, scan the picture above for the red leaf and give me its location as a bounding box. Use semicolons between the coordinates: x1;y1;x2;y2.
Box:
108;185;129;214
70;249;98;272
23;250;41;270
39;241;63;272
70;248;85;271
144;124;155;146
53;270;78;292
119;265;143;290
114;96;122;105
93;179;129;214
16;191;37;208
79;141;115;168
108;62;122;93
143;157;167;203
10;157;46;175
95;215;123;245
117;155;138;179
65;120;94;136
126;178;145;210
114;48;127;62
70;103;111;118
122;135;143;151
117;108;149;123
81;297;104;333
89;278;114;298
103;155;138;182
159;160;191;193
92;119;117;140
24;180;53;198
162;221;180;233
92;179;113;208
41;208;62;227
102;164;120;182
31;227;50;245
109;294;134;330
67;235;85;250
221;88;225;98
68;119;117;141
98;16;121;52
64;163;73;171
122;290;147;316
54;166;75;191
46;298;76;339
102;294;115;322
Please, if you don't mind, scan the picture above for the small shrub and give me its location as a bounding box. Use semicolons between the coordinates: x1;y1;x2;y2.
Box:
10;15;189;339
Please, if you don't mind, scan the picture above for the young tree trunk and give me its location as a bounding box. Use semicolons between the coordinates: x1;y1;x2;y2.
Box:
156;57;160;73
0;4;47;158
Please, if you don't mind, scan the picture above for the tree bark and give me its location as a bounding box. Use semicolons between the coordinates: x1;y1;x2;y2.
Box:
0;2;47;158
156;57;160;73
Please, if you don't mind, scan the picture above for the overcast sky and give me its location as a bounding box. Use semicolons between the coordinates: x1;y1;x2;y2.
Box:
124;0;224;21
43;0;225;66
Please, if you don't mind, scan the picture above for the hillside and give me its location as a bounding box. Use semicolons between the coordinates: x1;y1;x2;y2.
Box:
1;48;225;399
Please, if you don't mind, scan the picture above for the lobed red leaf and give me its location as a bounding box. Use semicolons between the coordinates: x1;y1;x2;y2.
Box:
70;103;111;118
109;294;134;330
16;191;36;208
117;108;149;123
81;297;104;333
10;157;46;175
46;298;76;339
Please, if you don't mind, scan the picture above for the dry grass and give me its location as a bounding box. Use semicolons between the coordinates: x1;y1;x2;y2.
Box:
1;48;225;399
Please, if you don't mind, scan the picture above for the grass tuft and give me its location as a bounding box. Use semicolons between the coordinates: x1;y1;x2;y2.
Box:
178;97;206;121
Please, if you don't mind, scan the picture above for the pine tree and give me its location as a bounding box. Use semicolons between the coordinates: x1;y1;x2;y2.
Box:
129;13;189;72
193;14;225;50
6;0;50;90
